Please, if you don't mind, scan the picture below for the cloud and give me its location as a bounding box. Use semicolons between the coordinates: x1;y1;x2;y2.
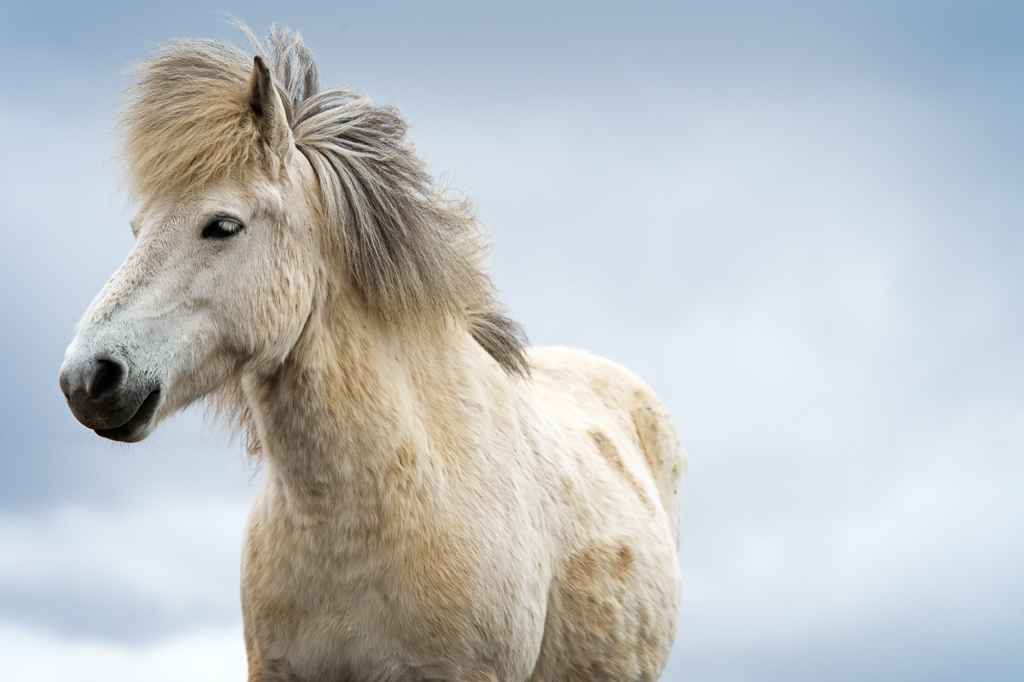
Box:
0;622;245;682
0;495;251;642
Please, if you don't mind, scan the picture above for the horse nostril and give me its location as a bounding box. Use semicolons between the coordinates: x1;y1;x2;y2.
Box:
88;358;127;401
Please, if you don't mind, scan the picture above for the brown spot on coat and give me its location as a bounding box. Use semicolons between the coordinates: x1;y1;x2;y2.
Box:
588;429;656;516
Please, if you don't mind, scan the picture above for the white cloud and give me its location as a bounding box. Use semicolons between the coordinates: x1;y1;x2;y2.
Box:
0;495;250;626
673;399;1024;673
0;622;246;682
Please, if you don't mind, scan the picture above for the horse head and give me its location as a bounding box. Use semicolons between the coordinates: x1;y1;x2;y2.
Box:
59;29;524;444
59;51;320;443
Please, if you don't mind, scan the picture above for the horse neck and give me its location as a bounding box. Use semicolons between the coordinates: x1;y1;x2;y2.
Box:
241;285;506;513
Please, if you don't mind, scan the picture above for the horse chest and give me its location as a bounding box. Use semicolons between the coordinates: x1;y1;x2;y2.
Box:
242;482;549;681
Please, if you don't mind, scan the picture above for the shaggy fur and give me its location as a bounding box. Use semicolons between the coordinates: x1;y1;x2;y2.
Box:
122;27;527;376
60;23;687;682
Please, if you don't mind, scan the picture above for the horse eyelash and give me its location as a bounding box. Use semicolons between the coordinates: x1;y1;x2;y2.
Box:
201;215;246;239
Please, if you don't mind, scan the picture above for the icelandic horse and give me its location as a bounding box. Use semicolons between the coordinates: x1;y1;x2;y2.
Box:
58;25;686;682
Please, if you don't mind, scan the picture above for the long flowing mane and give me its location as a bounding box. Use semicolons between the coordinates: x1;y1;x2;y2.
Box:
121;26;527;375
120;26;527;455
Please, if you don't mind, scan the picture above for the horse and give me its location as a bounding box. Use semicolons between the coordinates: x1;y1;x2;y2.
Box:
58;25;686;682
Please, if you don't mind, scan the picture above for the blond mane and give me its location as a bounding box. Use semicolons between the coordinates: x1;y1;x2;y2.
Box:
121;26;527;383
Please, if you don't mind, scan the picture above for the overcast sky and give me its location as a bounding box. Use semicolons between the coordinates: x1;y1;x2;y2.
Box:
2;1;1023;680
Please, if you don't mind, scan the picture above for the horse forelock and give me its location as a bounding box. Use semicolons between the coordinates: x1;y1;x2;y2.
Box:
121;26;527;388
121;40;264;201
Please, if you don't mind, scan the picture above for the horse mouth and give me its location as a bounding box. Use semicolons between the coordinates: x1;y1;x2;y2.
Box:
94;388;162;442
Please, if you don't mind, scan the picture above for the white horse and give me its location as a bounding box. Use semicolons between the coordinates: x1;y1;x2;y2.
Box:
58;26;686;682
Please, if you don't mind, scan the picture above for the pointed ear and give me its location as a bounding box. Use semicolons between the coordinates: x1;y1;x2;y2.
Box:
248;55;293;161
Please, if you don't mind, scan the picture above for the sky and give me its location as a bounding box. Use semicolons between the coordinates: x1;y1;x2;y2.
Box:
2;1;1023;680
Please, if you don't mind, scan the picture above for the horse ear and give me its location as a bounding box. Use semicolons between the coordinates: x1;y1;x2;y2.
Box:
248;55;293;161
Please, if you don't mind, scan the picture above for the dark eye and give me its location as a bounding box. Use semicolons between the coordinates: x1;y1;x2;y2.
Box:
202;216;245;239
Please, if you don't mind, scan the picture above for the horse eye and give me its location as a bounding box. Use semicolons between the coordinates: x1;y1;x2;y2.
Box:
202;217;245;239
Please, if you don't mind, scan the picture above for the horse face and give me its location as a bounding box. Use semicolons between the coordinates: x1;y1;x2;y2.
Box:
58;166;320;442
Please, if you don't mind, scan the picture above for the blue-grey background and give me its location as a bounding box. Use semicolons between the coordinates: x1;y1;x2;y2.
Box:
2;1;1023;679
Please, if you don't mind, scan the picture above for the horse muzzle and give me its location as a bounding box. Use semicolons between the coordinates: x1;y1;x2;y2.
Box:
59;353;163;443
